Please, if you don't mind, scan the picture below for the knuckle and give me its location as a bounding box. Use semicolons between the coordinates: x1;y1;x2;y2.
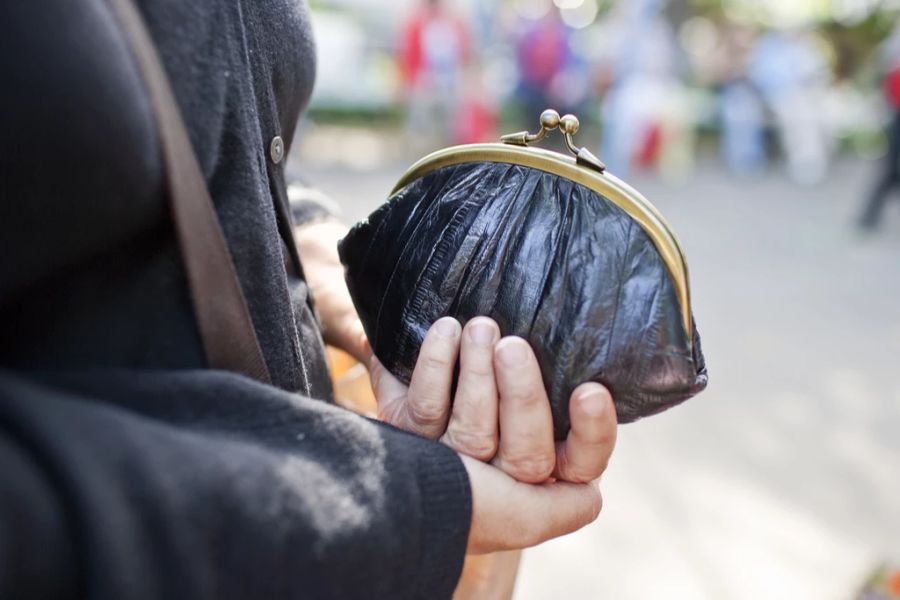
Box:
564;467;597;484
447;428;497;460
562;463;597;483
376;405;392;423
461;358;494;378
505;453;555;483
505;387;541;407
557;454;598;484
376;401;404;426
453;387;495;417
421;354;451;372
407;397;447;429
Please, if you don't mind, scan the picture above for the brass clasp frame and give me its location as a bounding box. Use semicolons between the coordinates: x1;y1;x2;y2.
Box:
500;109;607;174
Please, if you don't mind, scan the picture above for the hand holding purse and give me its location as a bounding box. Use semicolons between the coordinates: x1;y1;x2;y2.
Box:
339;110;708;438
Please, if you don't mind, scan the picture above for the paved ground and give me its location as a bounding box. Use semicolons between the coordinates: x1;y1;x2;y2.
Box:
293;131;900;599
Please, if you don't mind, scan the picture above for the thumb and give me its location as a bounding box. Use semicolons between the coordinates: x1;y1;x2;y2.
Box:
462;455;602;555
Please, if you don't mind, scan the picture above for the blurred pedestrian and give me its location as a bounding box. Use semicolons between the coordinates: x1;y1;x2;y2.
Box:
711;24;766;176
720;79;766;175
398;0;471;148
748;28;832;185
597;1;692;179
859;23;900;230
453;66;497;144
515;6;574;124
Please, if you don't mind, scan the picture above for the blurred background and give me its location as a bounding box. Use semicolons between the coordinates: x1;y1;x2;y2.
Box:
291;0;900;597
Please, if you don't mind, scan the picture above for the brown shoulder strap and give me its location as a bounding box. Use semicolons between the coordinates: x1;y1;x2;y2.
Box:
110;0;272;383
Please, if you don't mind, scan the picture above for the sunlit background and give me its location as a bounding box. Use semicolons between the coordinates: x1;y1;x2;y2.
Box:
293;0;900;598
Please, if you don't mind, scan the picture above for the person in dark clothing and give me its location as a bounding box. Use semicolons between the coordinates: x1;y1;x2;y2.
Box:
860;24;900;230
861;112;900;229
0;1;618;599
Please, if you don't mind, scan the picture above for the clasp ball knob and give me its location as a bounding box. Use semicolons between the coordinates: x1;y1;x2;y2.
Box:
540;109;561;131
560;114;580;135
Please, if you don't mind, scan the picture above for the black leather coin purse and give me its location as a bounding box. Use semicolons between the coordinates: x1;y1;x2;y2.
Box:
338;110;708;438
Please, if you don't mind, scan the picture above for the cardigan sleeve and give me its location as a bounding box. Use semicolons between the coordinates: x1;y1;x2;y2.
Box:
0;370;471;600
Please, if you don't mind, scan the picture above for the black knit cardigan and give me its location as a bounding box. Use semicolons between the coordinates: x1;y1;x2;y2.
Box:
0;1;471;598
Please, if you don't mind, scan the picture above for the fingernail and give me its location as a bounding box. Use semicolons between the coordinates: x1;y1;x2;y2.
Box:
468;320;496;346
435;318;460;339
497;339;528;367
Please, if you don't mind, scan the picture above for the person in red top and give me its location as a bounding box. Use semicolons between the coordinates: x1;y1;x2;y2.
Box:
398;0;471;145
860;24;900;230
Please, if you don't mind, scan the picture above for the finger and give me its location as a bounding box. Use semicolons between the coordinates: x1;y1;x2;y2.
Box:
491;337;555;483
553;383;617;483
342;317;372;365
371;356;411;424
516;480;603;549
441;317;500;460
462;455;602;554
404;317;462;438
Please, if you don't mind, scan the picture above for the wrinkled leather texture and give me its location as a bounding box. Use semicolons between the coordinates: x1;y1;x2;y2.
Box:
339;161;708;438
